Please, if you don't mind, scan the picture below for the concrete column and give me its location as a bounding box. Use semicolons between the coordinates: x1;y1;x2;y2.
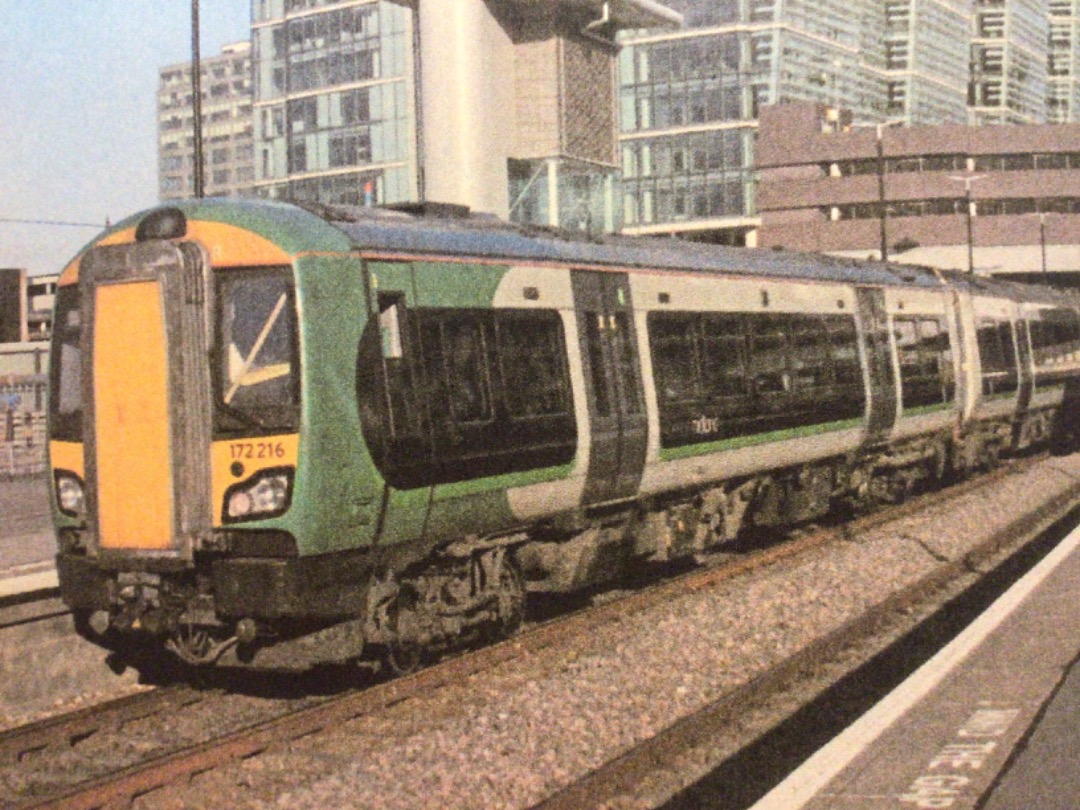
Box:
547;158;560;227
417;0;516;217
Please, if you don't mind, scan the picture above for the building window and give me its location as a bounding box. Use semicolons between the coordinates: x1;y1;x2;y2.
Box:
885;41;908;70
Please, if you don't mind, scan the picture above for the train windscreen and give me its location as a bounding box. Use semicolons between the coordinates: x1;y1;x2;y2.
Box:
48;285;83;442
214;268;299;436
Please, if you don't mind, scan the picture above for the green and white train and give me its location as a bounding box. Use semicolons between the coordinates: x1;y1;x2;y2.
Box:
48;198;1080;669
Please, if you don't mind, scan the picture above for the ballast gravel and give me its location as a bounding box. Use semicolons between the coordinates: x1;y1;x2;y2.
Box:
136;453;1080;810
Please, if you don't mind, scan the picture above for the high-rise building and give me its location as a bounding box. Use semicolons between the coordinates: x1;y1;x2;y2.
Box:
1048;0;1080;124
616;0;897;241
969;0;1048;125
250;1;417;207
884;0;971;125
158;41;256;201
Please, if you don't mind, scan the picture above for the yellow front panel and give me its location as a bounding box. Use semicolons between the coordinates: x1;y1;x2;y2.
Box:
211;434;299;527
94;282;174;550
49;440;85;480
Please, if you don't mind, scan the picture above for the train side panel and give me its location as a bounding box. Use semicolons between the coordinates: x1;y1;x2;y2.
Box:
355;258;585;543
285;253;383;555
632;271;868;498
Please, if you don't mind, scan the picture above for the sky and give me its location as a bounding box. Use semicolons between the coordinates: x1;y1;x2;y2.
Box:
0;1;251;276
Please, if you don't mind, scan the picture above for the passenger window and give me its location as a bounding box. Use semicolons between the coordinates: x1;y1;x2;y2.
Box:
497;311;572;418
701;314;748;398
649;312;699;403
749;315;789;394
1031;308;1080;366
422;316;492;424
647;309;864;451
896;316;953;409
977;317;1018;397
358;305;576;488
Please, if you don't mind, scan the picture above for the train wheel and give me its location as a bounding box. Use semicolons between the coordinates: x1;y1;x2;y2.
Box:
494;558;526;639
385;638;424;677
383;589;428;676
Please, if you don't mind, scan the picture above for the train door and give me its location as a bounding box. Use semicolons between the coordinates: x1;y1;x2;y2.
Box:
79;240;212;559
855;287;898;444
571;270;647;505
1012;314;1035;446
947;289;970;420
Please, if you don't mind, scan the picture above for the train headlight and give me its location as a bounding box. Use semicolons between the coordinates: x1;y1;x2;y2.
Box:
223;468;293;523
55;472;86;519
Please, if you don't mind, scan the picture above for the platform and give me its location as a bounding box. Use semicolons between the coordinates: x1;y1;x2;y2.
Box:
751;521;1080;810
0;475;56;597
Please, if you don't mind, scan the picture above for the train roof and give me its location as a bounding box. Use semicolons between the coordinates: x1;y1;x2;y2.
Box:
99;199;1080;308
309;202;949;290
322;203;1080;306
942;269;1080;307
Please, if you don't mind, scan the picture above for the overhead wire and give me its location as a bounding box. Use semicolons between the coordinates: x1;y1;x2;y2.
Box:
0;217;104;228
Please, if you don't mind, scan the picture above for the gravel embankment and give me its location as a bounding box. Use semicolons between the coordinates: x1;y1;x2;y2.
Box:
133;453;1080;810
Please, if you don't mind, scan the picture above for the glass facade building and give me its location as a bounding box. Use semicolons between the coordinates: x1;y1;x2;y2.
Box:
251;0;417;206
616;30;753;232
970;0;1049;125
617;0;893;238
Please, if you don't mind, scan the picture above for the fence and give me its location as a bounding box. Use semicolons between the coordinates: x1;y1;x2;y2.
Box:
1;342;50;477
1;379;48;478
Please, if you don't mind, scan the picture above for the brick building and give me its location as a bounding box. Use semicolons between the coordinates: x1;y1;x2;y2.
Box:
757;103;1080;284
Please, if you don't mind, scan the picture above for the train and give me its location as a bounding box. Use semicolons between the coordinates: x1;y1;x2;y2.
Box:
48;197;1080;671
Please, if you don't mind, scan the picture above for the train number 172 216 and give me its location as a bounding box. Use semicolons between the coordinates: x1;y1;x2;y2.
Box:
228;441;286;460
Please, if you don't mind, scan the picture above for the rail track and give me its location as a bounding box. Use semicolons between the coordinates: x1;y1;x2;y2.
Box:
3;454;1078;810
0;590;64;633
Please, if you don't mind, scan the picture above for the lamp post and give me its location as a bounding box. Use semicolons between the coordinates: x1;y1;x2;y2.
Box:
947;174;986;273
1040;212;1048;278
876;122;888;261
840;118;905;261
191;0;205;199
874;122;908;261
